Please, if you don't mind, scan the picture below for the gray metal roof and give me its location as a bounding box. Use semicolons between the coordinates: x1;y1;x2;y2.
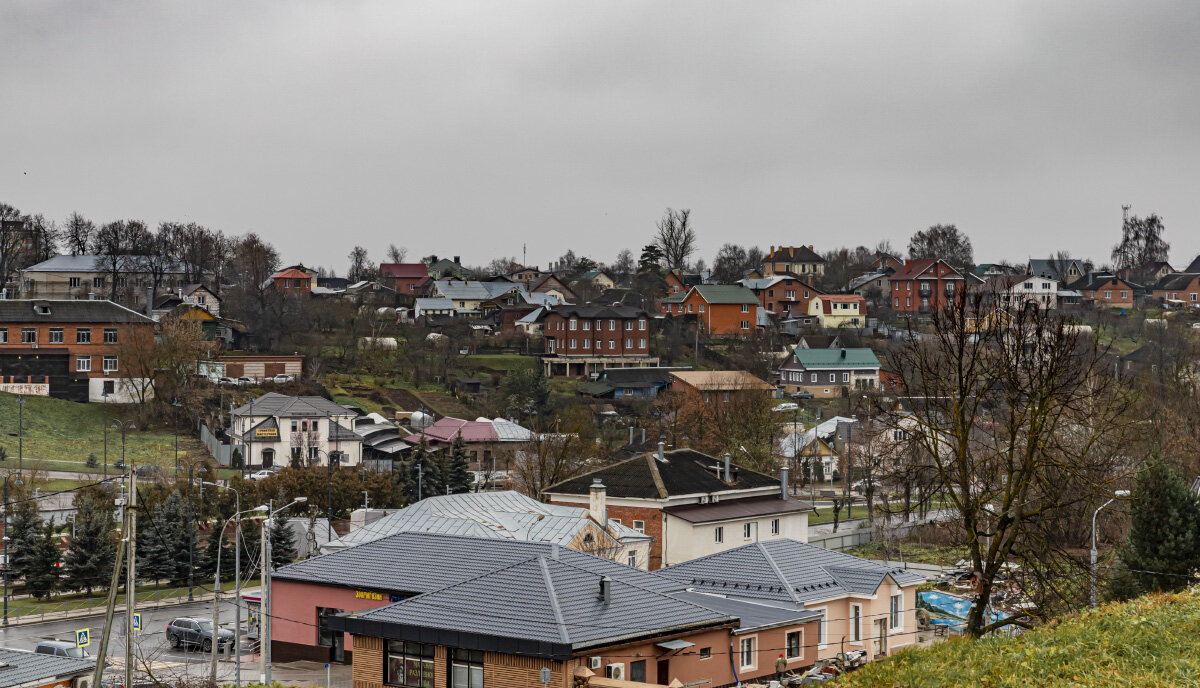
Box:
663;495;813;524
232;392;353;418
277;531;664;595
669;590;823;632
433;280;525;301
324;491;648;551
0;647;96;686
656;539;924;604
21;254;187;274
332;553;735;659
0;299;153;324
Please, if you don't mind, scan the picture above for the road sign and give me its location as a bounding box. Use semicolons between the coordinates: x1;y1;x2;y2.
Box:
133;613;142;631
76;628;90;647
540;667;551;684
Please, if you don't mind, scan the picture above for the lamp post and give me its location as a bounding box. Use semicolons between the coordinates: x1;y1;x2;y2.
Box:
203;482;244;688
103;391;109;477
16;395;25;475
260;497;307;685
111;419;136;472
3;472;25;627
1091;489;1130;607
172;399;182;473
182;460;208;602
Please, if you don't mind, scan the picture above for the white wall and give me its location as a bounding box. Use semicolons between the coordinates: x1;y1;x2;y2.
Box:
662;511;809;567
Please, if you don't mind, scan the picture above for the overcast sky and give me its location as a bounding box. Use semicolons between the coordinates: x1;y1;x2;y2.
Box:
3;1;1198;273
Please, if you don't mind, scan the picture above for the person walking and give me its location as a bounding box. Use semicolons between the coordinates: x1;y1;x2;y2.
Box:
775;653;788;681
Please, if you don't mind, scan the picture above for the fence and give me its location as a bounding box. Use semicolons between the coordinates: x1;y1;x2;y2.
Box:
809;512;954;552
199;421;232;466
4;588;217;626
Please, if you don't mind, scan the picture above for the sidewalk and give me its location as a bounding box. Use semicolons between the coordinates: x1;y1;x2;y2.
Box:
3;590;217;627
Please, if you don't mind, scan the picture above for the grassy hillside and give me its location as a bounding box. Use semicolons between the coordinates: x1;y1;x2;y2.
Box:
837;590;1200;687
0;392;207;469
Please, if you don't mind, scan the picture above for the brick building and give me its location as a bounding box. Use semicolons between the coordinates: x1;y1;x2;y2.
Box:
660;284;759;336
539;304;657;377
739;275;824;319
379;263;431;295
1151;273;1200;306
1078;275;1138;310
889;259;965;313
0;299;154;402
271;267;314;295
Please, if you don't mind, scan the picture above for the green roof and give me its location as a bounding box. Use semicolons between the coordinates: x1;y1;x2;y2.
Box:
692;285;758;305
789;348;881;369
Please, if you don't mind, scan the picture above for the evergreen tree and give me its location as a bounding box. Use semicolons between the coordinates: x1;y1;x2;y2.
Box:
1110;459;1200;599
198;522;235;582
446;436;472;494
404;440;443;502
64;490;117;594
25;518;61;600
138;491;190;586
7;501;43;583
269;506;297;569
238;517;262;579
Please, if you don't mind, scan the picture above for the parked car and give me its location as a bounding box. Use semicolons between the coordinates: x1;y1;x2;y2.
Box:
270;374;295;383
35;641;89;658
790;390;815;399
772;402;800;413
247;470;276;481
166;617;235;653
851;479;879;492
235;376;257;386
136;465;163;478
217;376;238;386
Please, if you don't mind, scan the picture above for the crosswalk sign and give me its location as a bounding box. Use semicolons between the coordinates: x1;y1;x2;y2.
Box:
132;613;142;631
76;629;90;648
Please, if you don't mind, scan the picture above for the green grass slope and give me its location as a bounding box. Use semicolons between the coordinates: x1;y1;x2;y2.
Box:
837;590;1200;688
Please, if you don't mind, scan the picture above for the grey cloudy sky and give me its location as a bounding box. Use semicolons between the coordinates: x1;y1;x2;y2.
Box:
3;1;1198;272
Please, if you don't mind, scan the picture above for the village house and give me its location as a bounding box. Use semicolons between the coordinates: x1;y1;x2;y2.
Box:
426;255;473;280
581;366;685;401
196;352;303;382
1026;257;1087;287
668;370;775;406
980;274;1060;310
779;348;881;398
870;252;905;273
271;267;314;295
379;263;432;295
322;490;652;568
1078;274;1138;310
153;283;221;316
546;445;808;569
661;284;759;336
0;299;154;402
763;245;826;279
402;415;532;472
539;304;657;377
529;273;577;303
808;293;866;328
795;334;843;349
231;392;362;469
739;275;825;319
889;259;965;313
1152;273;1200;306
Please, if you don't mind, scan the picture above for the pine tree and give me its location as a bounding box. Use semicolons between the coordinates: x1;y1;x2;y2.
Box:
8;501;44;583
198;522;235;582
139;491;190;586
25;519;61;600
64;491;117;594
269;507;297;569
1110;459;1200;599
446;436;472;494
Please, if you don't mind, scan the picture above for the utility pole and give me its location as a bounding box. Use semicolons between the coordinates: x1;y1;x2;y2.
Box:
260;499;271;685
90;510;128;688
211;519;223;685
125;468;137;688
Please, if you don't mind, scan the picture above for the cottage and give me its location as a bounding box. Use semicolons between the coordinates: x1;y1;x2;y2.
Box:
661;284;759;336
808;293;866;328
231;392;362;469
763;245;826;278
889;259;965;313
1152;273;1200;306
1077;274;1138;310
379;263;431;295
779;348;881;398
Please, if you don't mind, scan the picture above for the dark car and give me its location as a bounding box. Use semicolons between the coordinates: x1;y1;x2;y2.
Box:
35;640;89;658
166;617;235;653
790;390;815;399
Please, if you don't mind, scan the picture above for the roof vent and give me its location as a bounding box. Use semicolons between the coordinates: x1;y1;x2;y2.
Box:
599;576;612;604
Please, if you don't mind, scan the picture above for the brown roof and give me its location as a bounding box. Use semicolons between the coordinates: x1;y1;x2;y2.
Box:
663;495;813;523
766;246;824;263
670;370;774;391
891;258;965;281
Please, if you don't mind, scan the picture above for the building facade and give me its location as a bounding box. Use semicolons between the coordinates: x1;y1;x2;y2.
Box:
661;285;759;336
232;393;361;468
539;305;657;377
779;348;881;398
889;259;965;313
763;245;826;278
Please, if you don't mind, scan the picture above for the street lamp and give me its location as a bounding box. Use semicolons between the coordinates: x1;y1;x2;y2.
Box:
311;448;341;543
3;472;24;627
1091;489;1131;607
181;459;208;602
110;419;136;471
202;482;244;688
259;496;306;685
172;399;182;472
102;390;109;477
16;395;25;480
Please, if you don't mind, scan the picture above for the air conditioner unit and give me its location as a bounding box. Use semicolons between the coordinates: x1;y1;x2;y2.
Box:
606;664;625;680
74;675;93;688
588;657;602;670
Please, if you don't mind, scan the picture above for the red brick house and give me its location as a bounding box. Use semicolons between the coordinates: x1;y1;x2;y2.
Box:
1079;275;1138;309
661;284;759;336
378;263;430;295
271;268;313;295
739;275;824;318
539;304;657;376
889;259;965;313
1152;273;1200;306
871;252;904;272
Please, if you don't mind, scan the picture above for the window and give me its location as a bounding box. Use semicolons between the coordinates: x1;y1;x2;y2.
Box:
639;319;646;330
76;355;91;372
1042;282;1050;290
741;304;749;313
739;636;756;669
317;607;344;647
771;519;780;535
582;339;590;349
786;290;795;299
1105;290;1112;298
48;328;64;344
582;321;590;331
638;339;645;348
851;604;863;642
698;304;705;313
703;393;711;403
687;304;693;313
69;277;81;288
609;340;615;350
699;647;712;660
569;319;577;330
103;328;118;344
449;649;483;688
722;391;731;403
890;593;903;630
93;277;103;288
77;328;91;344
842;372;850;383
740;320;749;329
626;551;638;567
829;373;836;383
624;320;633;330
291;420;299;432
743;523;752;539
815;609;828;647
632;520;645;533
385;640;434;687
21;328;36;344
785;630;802;659
103;380;114;395
714;526;723;543
1121;291;1128;299
625;338;632;348
609;319;616;330
0;328;6;343
810;373;817;383
569;339;576;349
102;356;118;372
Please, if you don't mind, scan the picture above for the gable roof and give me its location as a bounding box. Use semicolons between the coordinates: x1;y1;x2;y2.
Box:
891;258;965;281
663;494;813;524
796;335;841;349
433;280;523;301
273;268;311;280
1187;255;1200;274
232;392;351;418
600;367;687;387
787;348;881;370
543;304;646;320
670;370;774;391
655;539;924;605
546;448;778;500
380;263;429;279
1077;274;1139;292
0;299;153;324
0;647;96;686
1153;273;1200;291
330;551;734;659
689;284;758;305
1028;258;1084;280
765;246;824;264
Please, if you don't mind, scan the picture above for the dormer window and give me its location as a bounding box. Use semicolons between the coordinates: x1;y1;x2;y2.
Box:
34;304;51;316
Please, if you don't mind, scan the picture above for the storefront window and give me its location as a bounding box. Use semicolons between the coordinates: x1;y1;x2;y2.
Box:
385;640;434;687
449;649;483;688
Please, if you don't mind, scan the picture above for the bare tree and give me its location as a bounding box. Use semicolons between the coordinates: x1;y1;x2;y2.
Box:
64;212;95;256
654;207;697;271
0;204;27;289
890;291;1132;637
92;219;151;302
347;245;377;282
1111;212;1170;284
610;248;636;287
386;244;408;264
907;224;974;268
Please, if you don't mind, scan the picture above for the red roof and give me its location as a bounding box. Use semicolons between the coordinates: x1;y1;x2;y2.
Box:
273;268;311;280
405;417;497;444
891;259;964;281
380;263;429;279
818;294;864;314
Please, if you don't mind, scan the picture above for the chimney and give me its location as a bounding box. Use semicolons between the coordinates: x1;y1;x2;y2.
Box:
657;442;665;462
769;245;775;257
780;466;790;500
589;479;608;526
724;453;732;482
550;543;560;561
599;576;612;604
641;428;646;444
453;256;461;265
145;287;154;317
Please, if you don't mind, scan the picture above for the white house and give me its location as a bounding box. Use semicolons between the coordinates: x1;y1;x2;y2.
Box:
231;393;362;469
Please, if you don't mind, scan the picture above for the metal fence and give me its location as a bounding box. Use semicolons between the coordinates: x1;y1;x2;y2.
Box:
809;512;954;552
199;421;232;466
